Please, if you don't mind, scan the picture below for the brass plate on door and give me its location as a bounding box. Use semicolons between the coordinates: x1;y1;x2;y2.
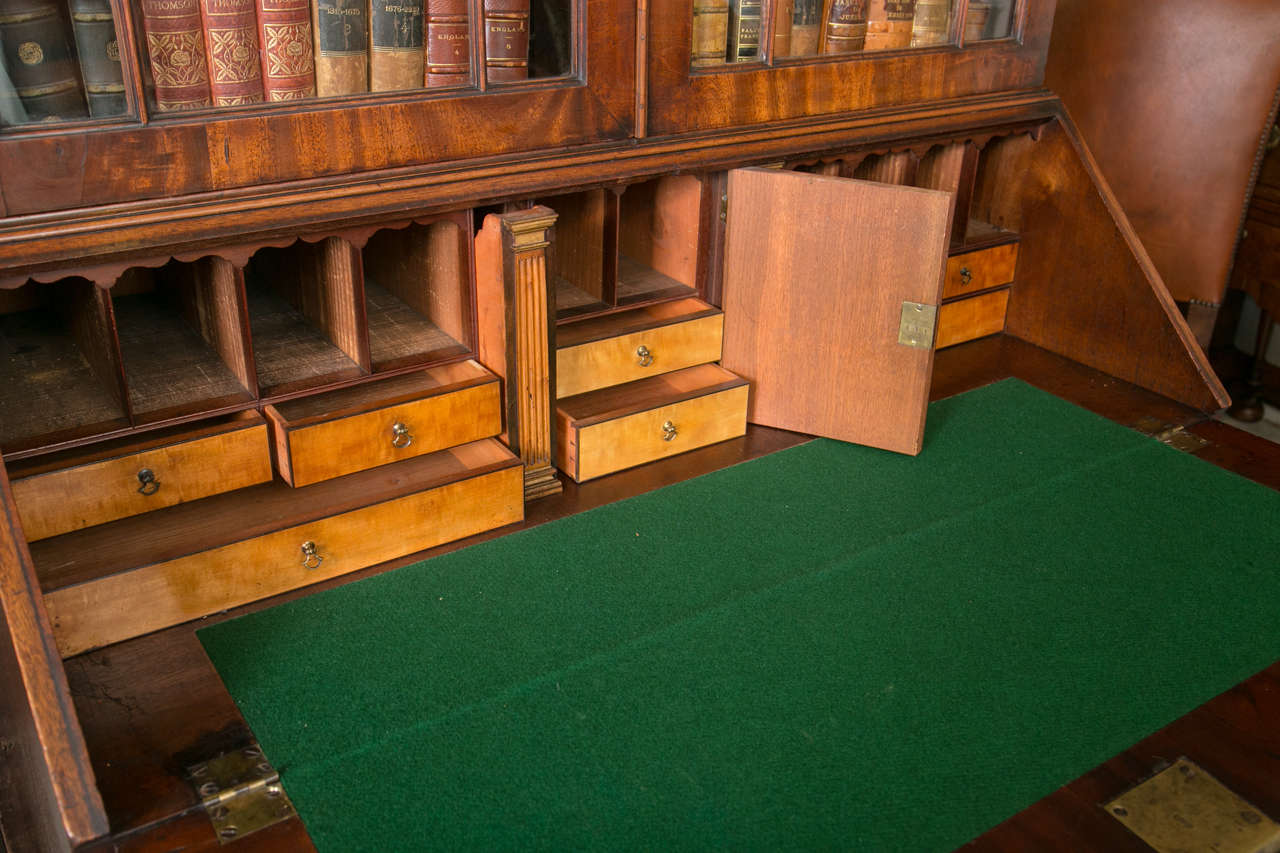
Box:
898;302;938;350
1104;758;1280;853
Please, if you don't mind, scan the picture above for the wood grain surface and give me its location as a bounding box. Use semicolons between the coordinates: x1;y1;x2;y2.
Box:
943;242;1018;300
936;288;1009;348
557;312;723;399
11;416;272;542
720;167;950;455
42;446;522;656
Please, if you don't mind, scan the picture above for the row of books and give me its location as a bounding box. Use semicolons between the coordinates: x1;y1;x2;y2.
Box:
0;0;127;124
143;0;533;111
694;0;993;67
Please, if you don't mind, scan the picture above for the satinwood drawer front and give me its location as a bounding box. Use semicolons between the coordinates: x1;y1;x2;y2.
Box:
265;360;502;487
557;298;725;399
943;243;1019;300
9;412;272;542
556;363;748;483
35;439;523;657
936;289;1011;349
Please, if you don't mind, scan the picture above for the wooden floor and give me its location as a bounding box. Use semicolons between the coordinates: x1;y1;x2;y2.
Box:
30;335;1280;852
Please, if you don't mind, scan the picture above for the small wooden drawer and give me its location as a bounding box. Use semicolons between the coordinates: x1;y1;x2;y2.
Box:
943;242;1019;300
9;412;273;542
35;439;524;657
936;289;1010;349
557;297;725;398
556;363;748;483
264;360;502;487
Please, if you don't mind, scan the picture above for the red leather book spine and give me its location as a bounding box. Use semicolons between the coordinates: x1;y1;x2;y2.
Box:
138;0;212;111
257;0;315;100
482;0;527;82
199;0;264;104
424;0;468;86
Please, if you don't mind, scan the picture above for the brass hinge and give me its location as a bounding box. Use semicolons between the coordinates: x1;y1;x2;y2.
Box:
1132;417;1211;454
898;301;938;350
187;743;297;844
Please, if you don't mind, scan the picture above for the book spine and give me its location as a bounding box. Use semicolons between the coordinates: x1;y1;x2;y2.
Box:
772;0;793;58
199;0;264;104
908;0;948;46
257;0;314;100
482;0;527;82
962;0;989;41
726;0;761;62
0;0;87;120
311;0;366;95
788;0;818;55
368;0;421;90
138;0;211;110
424;0;467;87
68;0;125;116
821;0;866;53
864;0;913;50
689;0;728;67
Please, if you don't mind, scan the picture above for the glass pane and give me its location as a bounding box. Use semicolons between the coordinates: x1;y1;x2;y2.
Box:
482;0;573;83
768;0;960;61
965;0;1014;41
691;0;765;67
0;0;128;128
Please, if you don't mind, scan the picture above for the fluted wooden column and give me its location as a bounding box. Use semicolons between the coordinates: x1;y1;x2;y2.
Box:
475;206;562;500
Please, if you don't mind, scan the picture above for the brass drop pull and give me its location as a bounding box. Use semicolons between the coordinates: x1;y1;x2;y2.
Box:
391;422;413;449
661;420;677;442
636;345;653;367
959;267;973;286
300;541;322;570
136;468;159;496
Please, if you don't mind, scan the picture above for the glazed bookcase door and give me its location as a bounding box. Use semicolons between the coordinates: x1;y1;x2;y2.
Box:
0;0;633;215
648;0;1050;136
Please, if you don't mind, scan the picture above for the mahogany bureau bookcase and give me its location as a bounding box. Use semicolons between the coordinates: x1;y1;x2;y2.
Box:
0;0;1228;848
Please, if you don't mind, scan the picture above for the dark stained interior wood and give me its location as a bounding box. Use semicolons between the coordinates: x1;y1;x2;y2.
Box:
556;297;719;348
0;465;107;853
0;282;130;455
618;175;703;290
973;120;1230;412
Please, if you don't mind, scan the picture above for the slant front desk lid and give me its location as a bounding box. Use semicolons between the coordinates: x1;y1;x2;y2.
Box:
720;168;952;456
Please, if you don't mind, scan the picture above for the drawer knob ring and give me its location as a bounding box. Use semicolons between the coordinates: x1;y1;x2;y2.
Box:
636;345;653;367
300;541;323;570
391;422;413;449
661;420;678;442
136;468;159;496
959;266;973;286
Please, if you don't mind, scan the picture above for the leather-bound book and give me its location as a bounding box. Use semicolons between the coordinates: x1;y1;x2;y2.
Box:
820;0;866;53
908;0;948;46
199;0;264;104
311;0;366;95
482;0;528;81
772;0;793;58
690;0;728;66
69;0;125;115
257;0;315;99
864;0;914;49
0;0;88;120
962;0;988;40
369;0;421;90
789;0;819;55
726;0;762;61
138;0;211;110
425;0;468;86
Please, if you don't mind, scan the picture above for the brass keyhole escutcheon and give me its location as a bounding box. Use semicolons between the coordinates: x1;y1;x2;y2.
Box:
391;422;413;449
661;420;677;442
636;345;653;367
300;541;322;570
136;468;159;496
959;266;973;286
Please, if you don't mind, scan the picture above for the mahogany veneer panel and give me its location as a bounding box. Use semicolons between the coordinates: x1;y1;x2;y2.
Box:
0;465;107;852
720;167;950;455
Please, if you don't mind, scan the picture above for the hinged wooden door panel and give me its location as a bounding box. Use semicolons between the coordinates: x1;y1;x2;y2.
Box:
0;464;107;852
720;167;951;455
